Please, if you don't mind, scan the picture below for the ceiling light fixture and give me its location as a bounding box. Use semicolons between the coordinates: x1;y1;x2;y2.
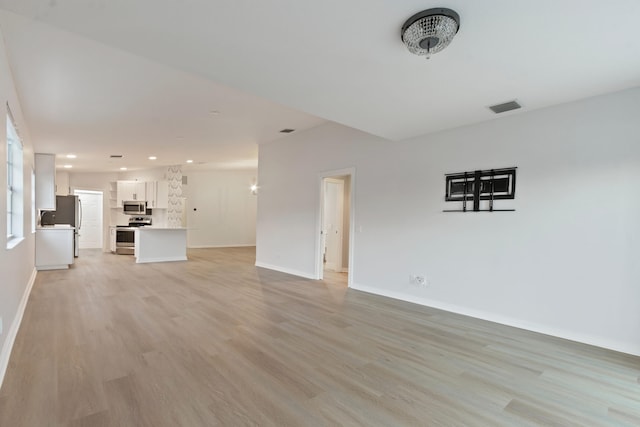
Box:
120;167;127;171
148;156;157;160
66;154;77;159
63;164;72;169
186;159;193;163
401;8;460;59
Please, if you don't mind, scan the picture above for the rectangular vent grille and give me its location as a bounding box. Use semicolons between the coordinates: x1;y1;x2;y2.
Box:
489;101;521;114
110;154;123;158
280;128;295;133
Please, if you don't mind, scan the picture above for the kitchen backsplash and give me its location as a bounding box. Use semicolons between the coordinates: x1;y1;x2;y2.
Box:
166;165;183;228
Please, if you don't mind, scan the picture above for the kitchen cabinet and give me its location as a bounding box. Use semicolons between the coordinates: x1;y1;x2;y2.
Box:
109;226;116;253
55;171;70;196
116;180;146;206
145;181;156;208
36;226;74;270
135;227;187;263
108;181;118;209
146;180;169;209
35;153;56;211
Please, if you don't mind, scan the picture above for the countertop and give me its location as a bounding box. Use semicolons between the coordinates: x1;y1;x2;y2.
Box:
111;226;186;231
37;224;75;230
137;227;187;231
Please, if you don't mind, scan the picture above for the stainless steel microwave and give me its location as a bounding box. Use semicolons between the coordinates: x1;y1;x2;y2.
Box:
122;201;146;215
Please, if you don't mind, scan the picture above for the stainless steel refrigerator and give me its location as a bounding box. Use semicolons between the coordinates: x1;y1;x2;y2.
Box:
53;195;82;257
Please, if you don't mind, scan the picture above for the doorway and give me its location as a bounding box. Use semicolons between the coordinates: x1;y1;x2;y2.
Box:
74;190;103;249
317;169;354;287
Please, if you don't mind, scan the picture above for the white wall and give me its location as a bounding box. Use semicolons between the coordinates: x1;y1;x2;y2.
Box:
256;88;640;356
0;29;36;387
257;124;388;276
183;169;257;248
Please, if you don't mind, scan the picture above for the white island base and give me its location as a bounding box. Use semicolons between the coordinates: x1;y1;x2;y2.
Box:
135;228;187;264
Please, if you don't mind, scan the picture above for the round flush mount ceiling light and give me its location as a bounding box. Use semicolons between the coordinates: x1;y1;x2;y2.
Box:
401;8;460;59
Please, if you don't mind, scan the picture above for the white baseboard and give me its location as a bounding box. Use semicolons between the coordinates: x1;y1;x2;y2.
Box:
255;261;317;280
350;283;640;357
0;268;37;390
323;267;349;274
188;244;256;249
136;256;188;264
36;264;70;271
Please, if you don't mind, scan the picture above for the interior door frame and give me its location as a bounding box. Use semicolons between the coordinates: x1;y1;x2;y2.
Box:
73;188;104;249
323;177;344;272
315;167;355;286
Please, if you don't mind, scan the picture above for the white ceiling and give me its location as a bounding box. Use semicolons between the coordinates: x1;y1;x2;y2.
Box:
0;1;639;172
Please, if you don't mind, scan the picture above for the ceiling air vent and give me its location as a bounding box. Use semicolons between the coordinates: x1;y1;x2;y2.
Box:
489;100;521;114
280;128;295;133
110;154;123;158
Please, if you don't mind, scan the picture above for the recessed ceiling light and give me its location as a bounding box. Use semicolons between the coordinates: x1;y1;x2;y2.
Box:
120;167;127;171
66;154;77;159
148;156;157;160
186;159;193;163
63;164;73;169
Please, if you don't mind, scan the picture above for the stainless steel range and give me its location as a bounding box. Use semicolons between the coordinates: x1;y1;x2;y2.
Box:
115;217;152;255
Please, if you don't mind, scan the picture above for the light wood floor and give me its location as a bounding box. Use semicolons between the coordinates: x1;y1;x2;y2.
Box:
1;247;639;426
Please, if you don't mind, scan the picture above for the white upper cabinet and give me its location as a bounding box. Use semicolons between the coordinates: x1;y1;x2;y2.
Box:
145;180;169;209
116;180;146;206
145;181;156;208
35;153;56;211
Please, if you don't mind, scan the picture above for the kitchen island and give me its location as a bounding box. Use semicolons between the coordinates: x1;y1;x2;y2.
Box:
134;227;187;264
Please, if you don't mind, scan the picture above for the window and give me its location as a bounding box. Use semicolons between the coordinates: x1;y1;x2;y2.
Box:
31;168;36;233
7;107;23;246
